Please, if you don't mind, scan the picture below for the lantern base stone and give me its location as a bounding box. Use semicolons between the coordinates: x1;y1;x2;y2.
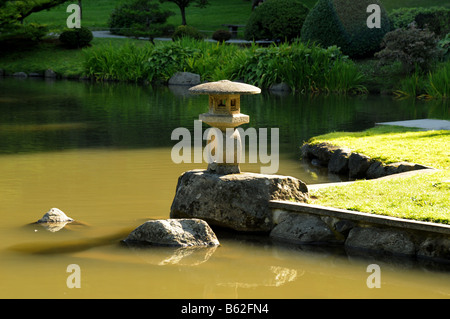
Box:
207;162;240;175
170;169;309;232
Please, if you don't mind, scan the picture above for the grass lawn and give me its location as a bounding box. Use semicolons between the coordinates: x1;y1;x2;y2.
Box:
26;0;255;35
25;0;450;35
307;126;450;224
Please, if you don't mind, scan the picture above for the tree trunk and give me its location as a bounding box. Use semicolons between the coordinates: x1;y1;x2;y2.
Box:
78;0;82;19
180;6;187;25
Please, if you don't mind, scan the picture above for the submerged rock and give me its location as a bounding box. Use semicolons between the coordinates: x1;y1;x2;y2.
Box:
37;208;74;223
35;208;74;232
170;169;309;232
122;218;220;247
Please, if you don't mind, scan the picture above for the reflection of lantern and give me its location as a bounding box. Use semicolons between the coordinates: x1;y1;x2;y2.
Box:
189;80;261;174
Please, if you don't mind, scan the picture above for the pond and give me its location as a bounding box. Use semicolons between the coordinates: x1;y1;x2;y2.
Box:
0;77;449;299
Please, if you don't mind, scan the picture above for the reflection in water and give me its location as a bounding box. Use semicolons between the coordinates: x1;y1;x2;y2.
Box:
124;245;218;266
218;266;301;289
35;221;71;232
0;78;449;298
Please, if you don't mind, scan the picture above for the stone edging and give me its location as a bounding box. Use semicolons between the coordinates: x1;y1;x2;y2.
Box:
269;200;450;262
301;142;434;179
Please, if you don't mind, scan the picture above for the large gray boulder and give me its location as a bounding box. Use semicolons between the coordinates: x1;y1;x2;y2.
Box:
168;72;200;86
122;218;220;247
170;170;309;232
44;69;57;78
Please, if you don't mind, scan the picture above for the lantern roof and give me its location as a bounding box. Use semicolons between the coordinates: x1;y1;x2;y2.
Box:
189;80;261;95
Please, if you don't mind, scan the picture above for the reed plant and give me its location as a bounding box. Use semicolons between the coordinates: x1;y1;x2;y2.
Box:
426;62;450;98
84;41;153;81
226;41;366;94
83;38;367;94
393;62;450;99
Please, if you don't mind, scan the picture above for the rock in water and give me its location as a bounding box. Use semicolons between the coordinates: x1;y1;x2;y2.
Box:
170;170;309;232
168;72;201;86
123;218;220;247
37;208;74;223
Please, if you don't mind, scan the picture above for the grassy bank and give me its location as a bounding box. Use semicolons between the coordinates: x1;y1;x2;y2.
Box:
2;36;449;97
0;37;139;78
307;126;450;224
0;36;366;94
308;125;450;169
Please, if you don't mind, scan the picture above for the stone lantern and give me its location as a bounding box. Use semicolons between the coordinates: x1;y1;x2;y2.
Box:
189;80;261;174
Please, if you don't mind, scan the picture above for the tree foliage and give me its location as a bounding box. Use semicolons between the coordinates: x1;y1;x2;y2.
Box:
0;0;67;27
301;0;391;58
109;0;174;39
244;0;309;42
0;0;67;43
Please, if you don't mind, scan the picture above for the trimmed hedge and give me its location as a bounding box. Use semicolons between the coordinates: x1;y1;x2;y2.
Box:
389;6;450;37
301;0;390;58
244;0;309;42
212;29;232;42
172;25;204;40
108;0;174;38
59;27;93;49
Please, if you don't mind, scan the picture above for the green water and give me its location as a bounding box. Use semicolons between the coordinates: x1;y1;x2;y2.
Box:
0;78;449;299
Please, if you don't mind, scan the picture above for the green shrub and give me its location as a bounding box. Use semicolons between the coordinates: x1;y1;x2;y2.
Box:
301;0;390;58
415;10;450;37
245;0;309;42
59;26;93;49
172;25;204;40
389;7;450;37
226;41;366;94
144;40;200;81
108;0;174;38
84;38;366;93
212;29;232;42
375;26;441;74
181;38;240;81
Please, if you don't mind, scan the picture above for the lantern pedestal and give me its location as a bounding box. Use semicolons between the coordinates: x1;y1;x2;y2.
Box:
189;80;260;175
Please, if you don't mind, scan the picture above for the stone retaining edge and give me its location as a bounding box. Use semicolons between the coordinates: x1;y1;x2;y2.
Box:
300;142;435;180
269;200;450;262
269;200;450;236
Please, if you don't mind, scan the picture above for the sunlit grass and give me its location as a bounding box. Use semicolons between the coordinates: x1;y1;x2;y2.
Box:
309;125;450;169
310;170;450;224
308;125;450;224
